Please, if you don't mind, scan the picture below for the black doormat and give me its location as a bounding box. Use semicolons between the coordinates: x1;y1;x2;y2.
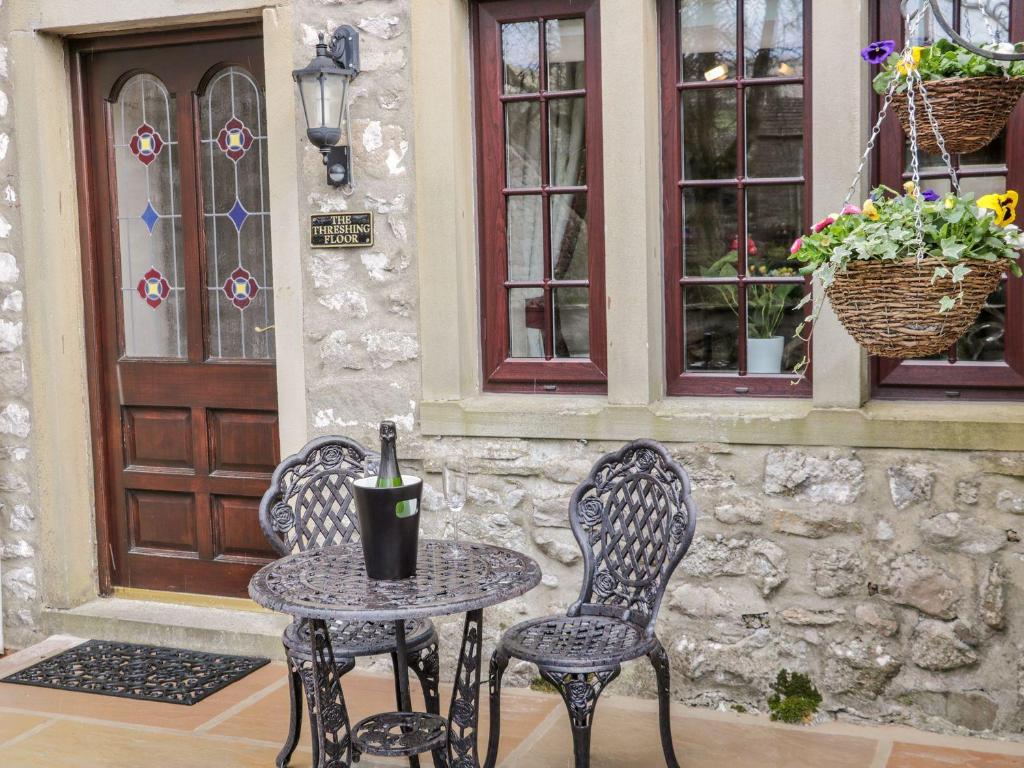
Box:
0;640;270;706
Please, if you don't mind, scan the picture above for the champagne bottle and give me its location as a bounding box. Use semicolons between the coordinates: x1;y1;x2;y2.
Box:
377;421;413;517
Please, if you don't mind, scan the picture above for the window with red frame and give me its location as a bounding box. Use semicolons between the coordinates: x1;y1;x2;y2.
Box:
474;0;606;394
873;0;1024;400
661;0;812;396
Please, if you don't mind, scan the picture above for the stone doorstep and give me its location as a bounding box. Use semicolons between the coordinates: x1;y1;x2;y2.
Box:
40;598;291;661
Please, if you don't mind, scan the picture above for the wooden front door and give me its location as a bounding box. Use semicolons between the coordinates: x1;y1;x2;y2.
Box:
75;26;280;597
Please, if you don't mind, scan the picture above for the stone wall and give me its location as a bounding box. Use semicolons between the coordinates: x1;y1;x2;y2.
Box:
0;0;1019;741
294;0;1024;738
0;0;36;650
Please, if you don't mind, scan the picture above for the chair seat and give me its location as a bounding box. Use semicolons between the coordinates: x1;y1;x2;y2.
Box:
283;617;437;661
499;614;656;670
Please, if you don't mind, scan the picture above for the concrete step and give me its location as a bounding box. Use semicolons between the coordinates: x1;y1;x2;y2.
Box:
42;597;291;659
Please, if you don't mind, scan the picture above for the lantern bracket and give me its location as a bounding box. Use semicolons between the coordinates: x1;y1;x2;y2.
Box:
329;25;360;74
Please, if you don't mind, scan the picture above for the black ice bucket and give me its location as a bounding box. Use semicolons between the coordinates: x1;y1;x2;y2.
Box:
352;475;423;580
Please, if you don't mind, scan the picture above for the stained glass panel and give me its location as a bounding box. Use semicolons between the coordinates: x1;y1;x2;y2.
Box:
113;74;185;358
200;66;274;360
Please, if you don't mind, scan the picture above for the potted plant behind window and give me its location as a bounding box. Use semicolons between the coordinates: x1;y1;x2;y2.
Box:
703;251;798;374
866;37;1024;155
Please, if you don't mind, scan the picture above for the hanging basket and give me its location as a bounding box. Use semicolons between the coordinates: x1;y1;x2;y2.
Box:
825;256;1008;358
893;76;1024;155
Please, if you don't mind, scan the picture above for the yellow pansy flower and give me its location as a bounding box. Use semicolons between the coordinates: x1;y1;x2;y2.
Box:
862;199;880;221
944;196;956;210
978;191;1019;227
903;181;917;196
896;46;924;75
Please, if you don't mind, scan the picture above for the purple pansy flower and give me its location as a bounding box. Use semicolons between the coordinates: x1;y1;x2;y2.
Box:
861;40;896;65
922;189;940;202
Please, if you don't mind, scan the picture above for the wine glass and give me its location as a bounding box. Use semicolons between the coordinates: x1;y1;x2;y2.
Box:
442;462;468;558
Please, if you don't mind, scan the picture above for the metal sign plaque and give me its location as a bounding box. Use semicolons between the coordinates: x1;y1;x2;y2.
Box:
310;212;374;248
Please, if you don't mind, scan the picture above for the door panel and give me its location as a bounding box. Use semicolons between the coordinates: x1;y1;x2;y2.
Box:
77;27;279;597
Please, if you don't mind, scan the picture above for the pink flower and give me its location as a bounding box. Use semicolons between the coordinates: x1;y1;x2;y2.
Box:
841;204;862;215
812;216;836;233
790;237;803;254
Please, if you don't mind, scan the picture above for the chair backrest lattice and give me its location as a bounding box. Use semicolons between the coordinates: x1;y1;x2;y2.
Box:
259;436;373;556
567;440;698;634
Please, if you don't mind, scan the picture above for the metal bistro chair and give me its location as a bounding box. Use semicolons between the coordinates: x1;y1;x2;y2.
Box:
485;440;698;768
259;436;441;768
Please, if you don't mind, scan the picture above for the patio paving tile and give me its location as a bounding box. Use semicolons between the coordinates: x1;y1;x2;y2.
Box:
0;658;283;730
501;700;880;768
887;742;1024;767
211;666;559;764
0;719;282;768
0;711;50;745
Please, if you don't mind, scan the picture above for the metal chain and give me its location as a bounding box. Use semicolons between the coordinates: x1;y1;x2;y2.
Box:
842;4;927;209
918;82;961;195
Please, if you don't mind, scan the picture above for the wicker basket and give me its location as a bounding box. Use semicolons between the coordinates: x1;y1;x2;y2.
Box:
893;76;1024;155
825;256;1007;358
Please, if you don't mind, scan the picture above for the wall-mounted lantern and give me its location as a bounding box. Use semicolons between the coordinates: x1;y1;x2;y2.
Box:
293;26;360;189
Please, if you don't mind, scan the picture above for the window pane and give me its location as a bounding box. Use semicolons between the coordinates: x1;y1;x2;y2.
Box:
554;287;590;358
113;74;185;359
746;282;805;373
507;196;544;282
549;97;587;186
683;187;738;276
958;281;1007;362
546;18;585;91
961;1;1009;44
744;0;803;78
747;85;804;178
201;66;274;361
746;185;802;274
503;22;540;94
682;89;737;180
550;193;588;280
509;287;546;358
506;101;542;187
684;284;739;371
904;0;954;45
679;0;737;82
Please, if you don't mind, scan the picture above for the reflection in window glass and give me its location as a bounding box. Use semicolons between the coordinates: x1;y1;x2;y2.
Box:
506;101;542;187
684;284;739;371
113;74;186;359
546;18;585;91
200;66;274;360
746;85;804;177
744;0;803;77
682;89;737;180
509;287;546;358
553;287;590;358
679;0;737;81
503;22;540;93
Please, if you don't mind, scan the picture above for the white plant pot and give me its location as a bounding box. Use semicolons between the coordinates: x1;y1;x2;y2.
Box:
747;336;785;374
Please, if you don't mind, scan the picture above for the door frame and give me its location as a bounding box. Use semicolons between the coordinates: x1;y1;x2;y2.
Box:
12;1;306;608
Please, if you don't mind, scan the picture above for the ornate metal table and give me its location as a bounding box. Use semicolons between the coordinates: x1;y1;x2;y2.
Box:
249;540;541;768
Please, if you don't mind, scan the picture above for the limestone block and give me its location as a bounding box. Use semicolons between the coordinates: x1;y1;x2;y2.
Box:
955;480;980;506
887;463;935;510
910;620;978;671
883;553;961;619
530;527;580;565
680;534;788;596
358;15;403;40
772;505;860;539
824;636;902;697
361;329;418;368
0;402;29;438
2;564;35;600
854;602;900;637
0;318;21;351
807;547;866;598
978;562;1006;630
778;607;845;626
996;489;1024;515
0;252;17;283
919;512;1006;555
763;448;864;505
